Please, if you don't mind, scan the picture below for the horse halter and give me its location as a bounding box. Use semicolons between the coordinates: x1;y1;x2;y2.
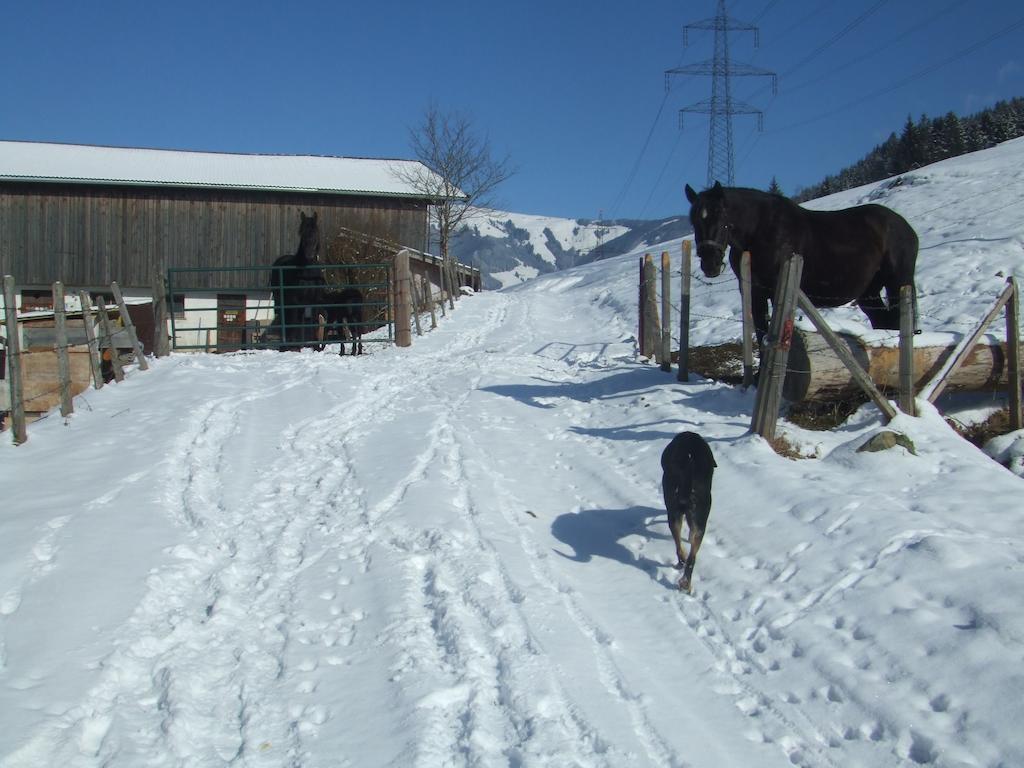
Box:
695;201;732;255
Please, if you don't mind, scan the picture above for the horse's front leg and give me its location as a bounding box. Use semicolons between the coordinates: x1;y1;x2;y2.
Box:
752;289;770;350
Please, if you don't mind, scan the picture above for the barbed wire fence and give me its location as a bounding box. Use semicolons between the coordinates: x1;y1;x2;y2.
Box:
637;246;1022;438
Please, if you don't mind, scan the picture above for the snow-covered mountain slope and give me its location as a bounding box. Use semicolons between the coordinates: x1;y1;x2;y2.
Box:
452;210;689;290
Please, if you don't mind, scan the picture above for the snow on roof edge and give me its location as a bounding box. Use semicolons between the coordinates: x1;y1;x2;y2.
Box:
0;140;454;200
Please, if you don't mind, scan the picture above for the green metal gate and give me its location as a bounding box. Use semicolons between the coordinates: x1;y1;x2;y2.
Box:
166;263;393;352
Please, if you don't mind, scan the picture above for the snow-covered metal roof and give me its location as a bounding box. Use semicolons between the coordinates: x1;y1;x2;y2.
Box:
0;140;448;199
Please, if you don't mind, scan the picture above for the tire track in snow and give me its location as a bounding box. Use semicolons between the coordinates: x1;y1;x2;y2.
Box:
307;295;640;766
395;403;628;767
2;363;401;766
430;344;688;768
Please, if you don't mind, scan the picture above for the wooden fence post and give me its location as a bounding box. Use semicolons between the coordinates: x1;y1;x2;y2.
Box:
111;282;149;370
445;256;456;310
660;251;672;373
1006;276;1021;430
3;275;28;444
153;272;171;357
410;271;423;337
423;276;438;330
53;281;73;417
437;261;447;317
78;290;104;389
394;250;412;348
677;241;691;382
637;256;645;355
899;285;916;416
740;251;755;389
751;255;803;441
95;298;125;383
642;254;661;361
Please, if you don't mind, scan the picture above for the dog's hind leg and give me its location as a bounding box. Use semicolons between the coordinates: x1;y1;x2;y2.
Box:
679;527;705;593
669;514;687;569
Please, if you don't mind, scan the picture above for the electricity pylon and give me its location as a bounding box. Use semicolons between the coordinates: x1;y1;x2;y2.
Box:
665;0;777;188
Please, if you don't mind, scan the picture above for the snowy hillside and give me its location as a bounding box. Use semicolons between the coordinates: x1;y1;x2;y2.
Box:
452;210;689;290
2;138;1024;768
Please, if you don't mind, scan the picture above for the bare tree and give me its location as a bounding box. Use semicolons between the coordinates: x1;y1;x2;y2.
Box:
394;104;514;302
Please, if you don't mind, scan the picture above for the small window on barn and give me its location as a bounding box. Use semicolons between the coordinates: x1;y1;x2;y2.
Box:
172;295;185;319
21;290;52;312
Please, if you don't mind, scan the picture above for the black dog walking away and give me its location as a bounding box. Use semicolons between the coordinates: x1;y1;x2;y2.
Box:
661;432;717;593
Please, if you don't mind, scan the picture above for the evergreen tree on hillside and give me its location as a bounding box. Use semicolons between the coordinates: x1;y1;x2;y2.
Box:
794;98;1024;202
767;176;783;196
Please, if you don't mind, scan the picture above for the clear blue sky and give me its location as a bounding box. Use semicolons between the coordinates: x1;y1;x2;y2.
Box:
2;1;1021;222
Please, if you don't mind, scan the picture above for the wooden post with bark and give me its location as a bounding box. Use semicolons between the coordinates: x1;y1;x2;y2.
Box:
410;271;423;337
422;276;438;330
95;299;124;383
111;282;148;370
153;272;171;357
660;252;672;373
394;250;413;347
642;254;661;361
78;290;104;389
52;281;73;417
899;285;916;416
751;255;803;441
1007;277;1021;430
740;251;755;389
677;241;691;382
637;256;645;356
3;275;28;444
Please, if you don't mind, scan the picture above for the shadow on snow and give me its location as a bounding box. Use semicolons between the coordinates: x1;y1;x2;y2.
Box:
550;505;680;591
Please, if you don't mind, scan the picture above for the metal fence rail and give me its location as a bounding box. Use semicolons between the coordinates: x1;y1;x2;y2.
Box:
167;263;393;352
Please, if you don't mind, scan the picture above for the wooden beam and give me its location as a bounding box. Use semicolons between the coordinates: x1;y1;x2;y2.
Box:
740;251;755;389
3;275;28;444
677;241;691;382
751;255;803;440
111;282;149;370
53;281;73;417
660;252;671;373
899;285;916;416
1006;277;1021;430
796;292;897;421
77;290;104;389
923;280;1015;403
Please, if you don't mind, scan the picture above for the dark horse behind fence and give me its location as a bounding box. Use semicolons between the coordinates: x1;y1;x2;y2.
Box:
685;182;919;346
316;286;364;356
268;211;324;349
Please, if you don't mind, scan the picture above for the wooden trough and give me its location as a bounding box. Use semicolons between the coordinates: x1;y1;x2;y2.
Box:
783;328;1011;402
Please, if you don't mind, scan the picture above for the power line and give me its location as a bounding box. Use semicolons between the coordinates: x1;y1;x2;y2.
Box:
779;0;888;77
772;14;1024;134
738;0;966;105
606;90;671;219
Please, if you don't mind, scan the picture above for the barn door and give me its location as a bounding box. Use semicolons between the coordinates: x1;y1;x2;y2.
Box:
216;294;246;352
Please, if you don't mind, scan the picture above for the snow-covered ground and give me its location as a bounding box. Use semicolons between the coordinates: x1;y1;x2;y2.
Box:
2;138;1024;767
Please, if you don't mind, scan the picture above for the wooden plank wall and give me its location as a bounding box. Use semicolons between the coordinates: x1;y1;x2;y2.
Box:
0;183;430;290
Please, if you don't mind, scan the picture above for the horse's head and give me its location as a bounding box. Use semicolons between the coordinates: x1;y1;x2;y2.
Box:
297;211;321;264
685;182;731;278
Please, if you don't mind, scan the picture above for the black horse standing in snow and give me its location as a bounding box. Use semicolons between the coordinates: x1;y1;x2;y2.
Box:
685;182;919;346
268;211;324;349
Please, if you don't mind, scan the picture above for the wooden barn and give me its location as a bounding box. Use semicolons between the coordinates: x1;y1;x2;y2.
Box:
0;140;478;351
